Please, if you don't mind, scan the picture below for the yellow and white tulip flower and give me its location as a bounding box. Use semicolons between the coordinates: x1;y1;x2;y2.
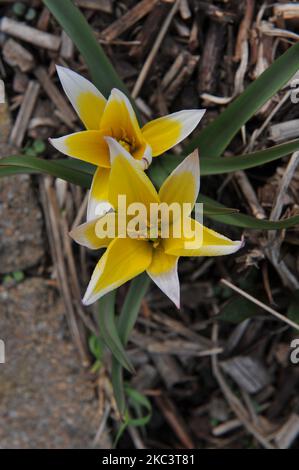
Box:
70;139;243;308
49;66;206;221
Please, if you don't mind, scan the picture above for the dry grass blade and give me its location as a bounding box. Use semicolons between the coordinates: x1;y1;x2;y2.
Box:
132;0;181;98
39;176;89;364
9;81;39;147
211;323;276;449
155;395;195;449
221;278;299;331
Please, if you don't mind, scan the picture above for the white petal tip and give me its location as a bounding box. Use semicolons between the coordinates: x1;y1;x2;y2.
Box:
82;289;95;306
55;64;70;79
230;238;245;254
48;136;67;153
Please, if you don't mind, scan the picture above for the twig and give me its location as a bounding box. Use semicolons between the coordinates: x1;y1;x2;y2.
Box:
234;170;266;219
75;0;113;14
92;403;111;447
265;152;299;290
128;426;146;449
71;192;89;231
40;177;89;364
132;0;181;99
34;66;76;127
211;323;276;449
9;80;40;147
221;278;299;331
101;0;158;42
155;395;195;448
0;17;60;51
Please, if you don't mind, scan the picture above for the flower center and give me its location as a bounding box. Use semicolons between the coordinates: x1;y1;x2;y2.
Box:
118;139;132;153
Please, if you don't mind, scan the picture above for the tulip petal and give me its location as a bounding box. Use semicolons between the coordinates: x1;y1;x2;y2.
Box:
82;237;152;305
69;213;115;249
49;130;110;167
56;66;106;129
147;247;180;308
106;137;160;211
141;109;206;156
164;218;244;257
100;88;144;152
159;150;199;212
87;167;111;221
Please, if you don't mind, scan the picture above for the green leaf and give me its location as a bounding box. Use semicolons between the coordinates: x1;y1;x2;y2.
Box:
218;296;261;323
287;291;299;326
57;158;96;176
13;270;25;283
149;159;299;229
201;139;299;175
32;139;46;154
112;273;150;415
0;165;37;177
113;386;152;447
88;334;104;361
3;155;298;230
42;0;127;98
98;291;135;374
117;273;151;344
0;155;92;187
200;194;299;229
184;42;299;158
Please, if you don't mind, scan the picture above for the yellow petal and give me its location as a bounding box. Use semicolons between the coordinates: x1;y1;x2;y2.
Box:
141;109;205;156
49;130;110;167
82;237;152;305
100;88;144;152
164;218;244;257
159;150;199;212
56;66;106;129
147;247;180;308
106;137;159;212
69;213;114;250
87;167;111;221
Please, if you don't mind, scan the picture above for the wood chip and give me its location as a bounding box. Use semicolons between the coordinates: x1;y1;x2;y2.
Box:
75;0;113;13
34;66;76;127
3;38;35;72
269;119;299;143
198;21;226;94
220;356;271;394
129;1;172;60
161;51;199;104
101;0;159;42
60;31;74;60
274;3;299;20
146;338;222;357
212;418;242;436
179;0;192;20
234;170;266;219
155;395;195;448
275;414;299;449
0;17;61;51
9;80;40;147
151;354;185;389
0;92;11;145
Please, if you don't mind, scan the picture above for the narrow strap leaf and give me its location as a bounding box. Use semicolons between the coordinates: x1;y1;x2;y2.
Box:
201;139;299;175
112;273;151;415
43;0;126;98
183;42;299;158
0;155;92;188
113;386;152;447
200;195;299;230
117;273;151;344
98;291;135;374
